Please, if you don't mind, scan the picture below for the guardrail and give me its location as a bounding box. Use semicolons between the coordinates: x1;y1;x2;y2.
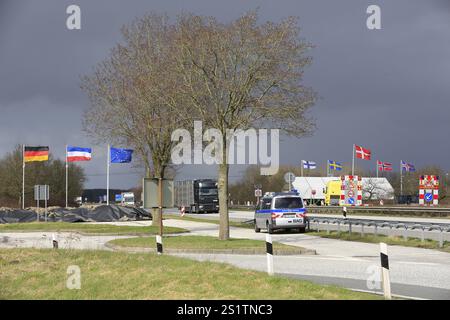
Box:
230;205;450;217
307;216;450;247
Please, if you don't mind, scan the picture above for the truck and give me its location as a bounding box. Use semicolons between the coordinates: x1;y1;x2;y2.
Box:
324;180;342;206
120;192;135;206
174;179;219;213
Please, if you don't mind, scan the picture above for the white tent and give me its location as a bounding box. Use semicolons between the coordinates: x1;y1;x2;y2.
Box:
292;177;395;201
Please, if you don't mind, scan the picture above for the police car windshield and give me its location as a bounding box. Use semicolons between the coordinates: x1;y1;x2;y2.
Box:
274;197;303;209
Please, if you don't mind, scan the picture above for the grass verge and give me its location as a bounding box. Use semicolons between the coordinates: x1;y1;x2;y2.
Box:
0;222;187;236
165;214;254;229
308;230;450;253
108;235;309;254
0;248;379;299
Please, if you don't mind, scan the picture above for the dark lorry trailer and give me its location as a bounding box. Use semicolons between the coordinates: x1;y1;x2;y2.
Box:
174;179;219;213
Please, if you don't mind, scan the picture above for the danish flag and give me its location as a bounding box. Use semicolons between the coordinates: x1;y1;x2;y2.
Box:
377;160;392;172
355;145;371;160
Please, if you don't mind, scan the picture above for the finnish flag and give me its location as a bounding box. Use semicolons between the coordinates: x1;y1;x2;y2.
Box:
302;160;317;169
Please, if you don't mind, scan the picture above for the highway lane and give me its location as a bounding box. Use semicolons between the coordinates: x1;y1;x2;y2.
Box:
167;209;450;241
165;208;450;223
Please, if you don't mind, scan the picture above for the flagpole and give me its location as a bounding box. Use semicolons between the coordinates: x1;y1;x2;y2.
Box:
352;144;355;176
65;145;68;208
301;161;304;177
107;144;110;206
22;144;25;209
400;160;403;197
376;160;379;179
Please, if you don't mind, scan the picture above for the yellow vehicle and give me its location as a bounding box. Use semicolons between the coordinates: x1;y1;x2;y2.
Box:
324;180;341;206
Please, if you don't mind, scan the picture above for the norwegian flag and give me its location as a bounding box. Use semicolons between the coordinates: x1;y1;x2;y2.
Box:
355;145;371;160
377;160;392;172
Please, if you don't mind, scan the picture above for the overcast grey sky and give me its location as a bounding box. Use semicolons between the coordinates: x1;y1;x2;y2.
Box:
0;0;449;189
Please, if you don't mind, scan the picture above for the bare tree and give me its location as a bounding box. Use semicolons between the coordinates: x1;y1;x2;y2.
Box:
81;14;188;228
173;11;317;239
363;178;388;200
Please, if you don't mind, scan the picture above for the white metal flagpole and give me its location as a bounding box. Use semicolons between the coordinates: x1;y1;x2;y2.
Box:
301;161;304;177
107;144;110;205
400;160;403;197
65;145;68;208
352;144;355;176
22;144;25;209
376;160;379;179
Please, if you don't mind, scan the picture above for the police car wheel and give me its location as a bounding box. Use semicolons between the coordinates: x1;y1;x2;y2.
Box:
298;227;306;233
255;224;261;233
267;222;274;234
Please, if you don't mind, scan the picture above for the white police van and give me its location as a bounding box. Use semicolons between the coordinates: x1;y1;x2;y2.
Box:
254;192;308;234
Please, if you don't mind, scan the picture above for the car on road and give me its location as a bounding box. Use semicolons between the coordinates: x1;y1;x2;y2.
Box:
254;192;308;234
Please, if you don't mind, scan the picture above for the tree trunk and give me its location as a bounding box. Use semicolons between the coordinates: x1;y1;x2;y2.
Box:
218;162;230;240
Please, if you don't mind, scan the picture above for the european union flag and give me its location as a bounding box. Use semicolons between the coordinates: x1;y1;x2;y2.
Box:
328;160;343;171
110;147;133;163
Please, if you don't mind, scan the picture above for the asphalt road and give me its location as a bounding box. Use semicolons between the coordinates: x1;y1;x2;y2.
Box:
162;218;450;300
169;209;450;241
173;209;450;224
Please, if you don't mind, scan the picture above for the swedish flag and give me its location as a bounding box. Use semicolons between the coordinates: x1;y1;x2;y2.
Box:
328;160;343;171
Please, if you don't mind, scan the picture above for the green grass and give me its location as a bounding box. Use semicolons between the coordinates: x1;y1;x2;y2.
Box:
165;214;254;229
109;235;299;251
0;222;187;236
0;248;379;300
308;230;450;253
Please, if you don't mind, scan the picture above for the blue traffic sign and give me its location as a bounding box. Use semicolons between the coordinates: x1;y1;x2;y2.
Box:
425;193;433;202
347;197;355;205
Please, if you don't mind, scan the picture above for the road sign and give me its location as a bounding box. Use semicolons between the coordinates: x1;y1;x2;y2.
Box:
255;189;262;197
284;172;295;183
143;178;174;208
34;185;49;201
340;176;362;206
115;194;123;202
284;172;295;191
419;175;439;206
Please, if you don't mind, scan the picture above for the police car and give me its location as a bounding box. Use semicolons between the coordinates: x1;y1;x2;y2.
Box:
254;191;308;234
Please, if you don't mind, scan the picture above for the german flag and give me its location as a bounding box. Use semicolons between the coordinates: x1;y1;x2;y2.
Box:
24;146;49;162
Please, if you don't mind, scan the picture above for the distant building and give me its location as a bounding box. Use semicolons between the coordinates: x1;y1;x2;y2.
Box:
292;177;395;204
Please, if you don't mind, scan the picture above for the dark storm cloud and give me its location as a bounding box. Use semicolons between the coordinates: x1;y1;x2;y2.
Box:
0;0;449;188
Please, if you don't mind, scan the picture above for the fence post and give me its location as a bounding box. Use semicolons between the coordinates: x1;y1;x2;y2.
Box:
439;230;444;248
348;222;352;234
156;235;163;255
361;224;364;237
421;228;425;243
380;242;392;300
403;227;408;241
374;224;378;236
52;233;58;249
266;234;274;275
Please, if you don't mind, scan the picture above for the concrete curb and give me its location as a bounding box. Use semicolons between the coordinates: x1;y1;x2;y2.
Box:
105;242;317;256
